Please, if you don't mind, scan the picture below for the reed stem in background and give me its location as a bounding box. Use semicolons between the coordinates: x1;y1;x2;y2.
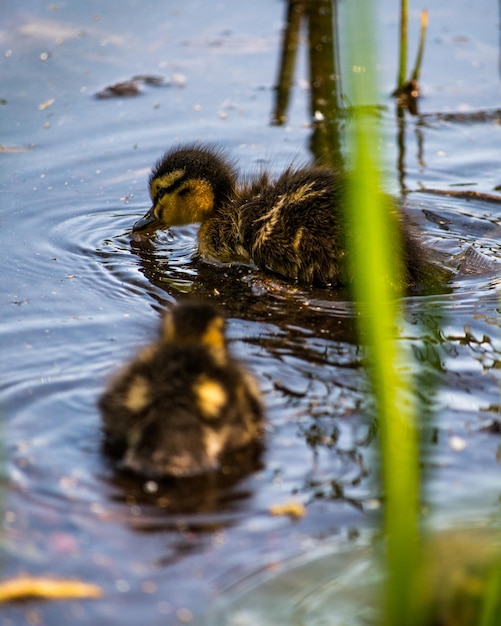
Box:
396;0;408;90
272;0;306;125
307;0;340;116
410;9;428;83
344;2;420;625
307;0;343;165
393;6;427;113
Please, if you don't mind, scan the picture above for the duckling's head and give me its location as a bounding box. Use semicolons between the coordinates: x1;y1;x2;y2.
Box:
133;145;237;234
161;301;227;361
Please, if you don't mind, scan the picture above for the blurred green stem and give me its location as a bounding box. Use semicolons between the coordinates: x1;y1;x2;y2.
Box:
345;2;420;625
479;563;501;626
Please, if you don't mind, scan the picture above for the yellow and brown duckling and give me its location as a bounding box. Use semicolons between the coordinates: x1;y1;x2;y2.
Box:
133;144;446;291
99;302;263;478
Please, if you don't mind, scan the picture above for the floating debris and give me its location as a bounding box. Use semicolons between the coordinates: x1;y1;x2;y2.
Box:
417;187;501;204
131;74;166;86
0;144;35;153
269;501;306;519
95;75;169;99
95;80;141;98
0;576;103;603
38;98;55;110
449;435;467;452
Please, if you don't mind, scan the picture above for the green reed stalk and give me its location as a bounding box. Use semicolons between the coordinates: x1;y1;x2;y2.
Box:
344;2;420;625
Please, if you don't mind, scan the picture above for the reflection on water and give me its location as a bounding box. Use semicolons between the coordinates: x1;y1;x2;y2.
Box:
105;442;265;523
1;0;501;623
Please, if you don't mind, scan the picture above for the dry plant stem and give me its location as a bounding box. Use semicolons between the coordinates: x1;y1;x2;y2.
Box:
410;9;428;83
397;0;408;90
416;188;501;204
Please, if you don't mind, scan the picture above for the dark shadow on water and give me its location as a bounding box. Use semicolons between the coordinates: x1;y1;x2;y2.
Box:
103;441;265;523
129;234;360;344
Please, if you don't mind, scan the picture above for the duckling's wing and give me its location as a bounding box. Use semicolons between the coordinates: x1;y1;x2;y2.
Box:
239;167;347;285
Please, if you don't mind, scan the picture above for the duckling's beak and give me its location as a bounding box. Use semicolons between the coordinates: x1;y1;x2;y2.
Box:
133;207;162;233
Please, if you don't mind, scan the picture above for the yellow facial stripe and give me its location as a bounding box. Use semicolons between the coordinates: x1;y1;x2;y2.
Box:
150;169;186;201
149;175;215;226
201;316;225;350
186;179;214;217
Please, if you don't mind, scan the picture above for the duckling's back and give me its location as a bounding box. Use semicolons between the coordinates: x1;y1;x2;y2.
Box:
237;166;347;285
233;165;446;290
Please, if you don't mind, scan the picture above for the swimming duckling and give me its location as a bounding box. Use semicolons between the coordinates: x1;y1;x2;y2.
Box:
133;144;446;291
99;302;263;478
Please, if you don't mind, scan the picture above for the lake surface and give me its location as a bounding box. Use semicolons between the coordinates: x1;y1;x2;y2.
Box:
1;0;500;623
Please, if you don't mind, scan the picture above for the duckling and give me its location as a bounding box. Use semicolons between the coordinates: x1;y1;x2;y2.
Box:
133;144;446;291
99;302;263;478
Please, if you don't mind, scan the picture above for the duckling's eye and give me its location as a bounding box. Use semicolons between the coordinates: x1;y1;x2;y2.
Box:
157;188;169;200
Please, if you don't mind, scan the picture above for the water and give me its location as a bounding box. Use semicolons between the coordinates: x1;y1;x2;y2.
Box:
1;0;500;623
